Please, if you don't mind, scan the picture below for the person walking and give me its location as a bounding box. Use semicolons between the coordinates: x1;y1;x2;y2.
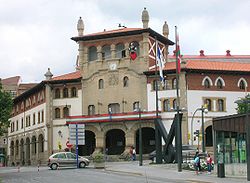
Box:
194;154;200;175
206;154;213;174
132;146;136;161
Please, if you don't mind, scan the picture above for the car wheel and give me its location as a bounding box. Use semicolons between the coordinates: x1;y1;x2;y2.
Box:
79;162;86;168
51;163;58;170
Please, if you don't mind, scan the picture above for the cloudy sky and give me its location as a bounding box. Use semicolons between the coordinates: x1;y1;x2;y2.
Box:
1;0;250;82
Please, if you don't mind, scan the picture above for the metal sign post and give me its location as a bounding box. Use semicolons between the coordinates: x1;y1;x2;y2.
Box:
69;124;85;169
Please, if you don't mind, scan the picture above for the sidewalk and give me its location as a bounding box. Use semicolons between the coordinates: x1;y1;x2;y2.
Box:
104;160;248;183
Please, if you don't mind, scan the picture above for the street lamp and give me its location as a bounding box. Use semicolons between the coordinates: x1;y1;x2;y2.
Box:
235;98;250;181
134;106;143;166
191;106;208;152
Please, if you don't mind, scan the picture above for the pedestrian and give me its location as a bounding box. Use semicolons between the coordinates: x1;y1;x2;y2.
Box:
129;146;133;161
206;154;213;174
194;154;200;175
132;146;136;161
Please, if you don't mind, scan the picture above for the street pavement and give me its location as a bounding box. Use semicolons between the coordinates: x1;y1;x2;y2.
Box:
0;160;248;183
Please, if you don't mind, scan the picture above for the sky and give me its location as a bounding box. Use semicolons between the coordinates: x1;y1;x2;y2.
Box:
1;0;250;83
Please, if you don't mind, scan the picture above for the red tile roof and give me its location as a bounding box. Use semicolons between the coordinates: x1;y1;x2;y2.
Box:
52;71;81;81
81;28;143;37
1;76;21;85
149;60;250;72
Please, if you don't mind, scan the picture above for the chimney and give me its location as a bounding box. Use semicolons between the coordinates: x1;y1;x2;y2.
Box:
226;50;231;56
200;50;205;56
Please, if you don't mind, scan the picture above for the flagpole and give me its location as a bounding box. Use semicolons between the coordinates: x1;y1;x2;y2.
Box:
154;36;162;164
175;26;182;172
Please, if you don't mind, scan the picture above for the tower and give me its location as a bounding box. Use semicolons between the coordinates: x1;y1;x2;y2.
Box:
142;7;149;29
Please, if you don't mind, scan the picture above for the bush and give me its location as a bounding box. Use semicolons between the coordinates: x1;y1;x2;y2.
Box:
93;152;104;163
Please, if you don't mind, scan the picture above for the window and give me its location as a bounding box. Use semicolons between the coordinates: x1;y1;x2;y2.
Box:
102;45;111;60
108;103;120;114
163;80;168;90
10;141;14;156
55;88;60;98
88;46;97;62
123;77;129;87
163;99;170;111
204;79;210;88
88;105;95;115
217;79;223;89
41;110;44;122
133;102;140;111
204;99;212;111
33;113;36;125
55;108;60;119
99;79;104;89
63;88;68;98
63;107;69;118
16;120;18;131
115;43;125;58
239;80;246;90
218;99;224;111
38;112;40;124
172;78;177;89
21;118;24;129
152;80;160;91
71;87;77;97
15;140;19;155
173;99;177;110
31;136;36;155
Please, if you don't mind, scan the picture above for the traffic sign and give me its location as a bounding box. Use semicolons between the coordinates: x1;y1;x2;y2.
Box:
69;124;85;145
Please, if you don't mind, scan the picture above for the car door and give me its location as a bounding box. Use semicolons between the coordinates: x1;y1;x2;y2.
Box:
66;152;77;167
57;153;67;167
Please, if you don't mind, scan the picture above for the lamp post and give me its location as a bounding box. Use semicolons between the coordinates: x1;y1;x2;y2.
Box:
191;106;208;152
235;98;250;181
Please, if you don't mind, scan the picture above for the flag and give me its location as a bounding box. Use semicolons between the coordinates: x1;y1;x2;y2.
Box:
156;41;165;85
175;27;181;74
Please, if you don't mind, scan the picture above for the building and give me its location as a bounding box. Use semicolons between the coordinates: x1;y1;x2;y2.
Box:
7;8;250;166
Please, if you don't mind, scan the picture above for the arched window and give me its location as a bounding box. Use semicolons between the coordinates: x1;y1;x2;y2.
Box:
102;45;111;60
129;41;140;56
88;46;97;62
10;141;14;156
115;43;125;58
218;99;224;111
163;80;168;90
31;136;36;155
63;88;68;98
99;79;104;89
71;87;77;97
55;108;60;119
205;99;212;111
239;80;246;90
55;89;60;99
123;76;129;87
204;79;210;88
163;99;170;111
63;107;69;118
172;78;177;89
173;99;177;110
216;79;223;89
88;105;95;115
15;140;19;156
38;134;44;153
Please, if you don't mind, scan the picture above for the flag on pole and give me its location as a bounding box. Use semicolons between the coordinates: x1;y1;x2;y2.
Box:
156;41;165;86
175;27;181;74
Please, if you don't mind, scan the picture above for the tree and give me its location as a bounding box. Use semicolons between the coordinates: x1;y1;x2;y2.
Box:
236;94;250;114
0;82;13;136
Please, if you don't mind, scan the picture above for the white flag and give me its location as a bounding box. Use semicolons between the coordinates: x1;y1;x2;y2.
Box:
156;42;165;85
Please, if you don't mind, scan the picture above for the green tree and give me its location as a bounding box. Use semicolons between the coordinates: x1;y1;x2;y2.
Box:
0;82;13;136
236;94;250;114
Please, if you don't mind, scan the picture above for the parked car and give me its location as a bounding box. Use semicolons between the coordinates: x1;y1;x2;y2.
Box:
149;145;197;162
48;152;89;170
